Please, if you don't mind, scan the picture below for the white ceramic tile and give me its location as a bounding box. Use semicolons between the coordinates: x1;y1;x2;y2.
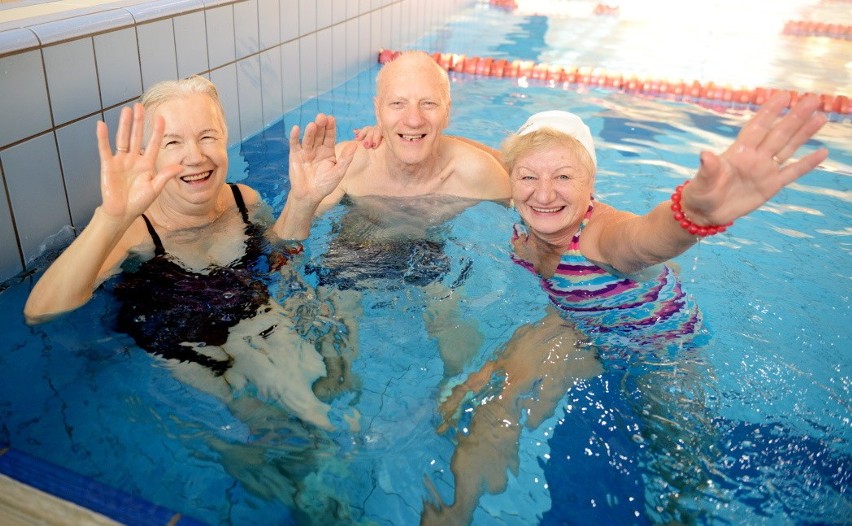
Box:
237;55;263;139
209;64;240;144
0;166;23;282
257;0;280;50
206;5;236;69
0;49;52;148
316;0;332;30
0;27;40;55
280;0;299;42
125;0;204;23
174;11;209;77
316;27;333;94
346;0;361;19
27;9;133;45
1;132;71;263
138;19;179;90
281;40;300;112
55;115;102;229
43;38;100;126
298;33;318;100
233;0;259;59
369;10;381;63
260;46;284;126
345;17;361;79
332;0;347;25
298;0;316;34
381;4;395;50
332;22;347;87
94;27;143;107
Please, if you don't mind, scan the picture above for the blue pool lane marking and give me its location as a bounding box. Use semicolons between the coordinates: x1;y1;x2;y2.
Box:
0;444;208;526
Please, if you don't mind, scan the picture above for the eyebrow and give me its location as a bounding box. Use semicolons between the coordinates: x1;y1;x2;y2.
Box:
161;128;222;138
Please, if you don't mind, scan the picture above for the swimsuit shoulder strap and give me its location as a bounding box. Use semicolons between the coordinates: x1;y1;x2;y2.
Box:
228;183;251;224
567;196;595;253
140;214;166;257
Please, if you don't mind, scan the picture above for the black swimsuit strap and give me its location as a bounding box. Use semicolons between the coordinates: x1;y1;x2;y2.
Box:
140;214;166;256
228;183;250;224
142;185;250;256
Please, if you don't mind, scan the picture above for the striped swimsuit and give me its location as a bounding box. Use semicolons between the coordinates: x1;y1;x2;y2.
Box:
511;200;703;349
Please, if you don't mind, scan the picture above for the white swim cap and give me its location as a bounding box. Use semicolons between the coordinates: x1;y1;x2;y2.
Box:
516;110;597;168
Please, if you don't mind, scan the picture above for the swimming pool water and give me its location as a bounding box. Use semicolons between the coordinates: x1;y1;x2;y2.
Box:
2;2;851;525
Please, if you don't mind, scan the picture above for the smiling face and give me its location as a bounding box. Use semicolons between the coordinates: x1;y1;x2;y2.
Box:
510;138;595;245
152;93;229;206
374;52;451;167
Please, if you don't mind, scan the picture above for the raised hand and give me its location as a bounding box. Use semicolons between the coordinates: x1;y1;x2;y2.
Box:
287;113;357;204
681;92;829;226
96;104;183;222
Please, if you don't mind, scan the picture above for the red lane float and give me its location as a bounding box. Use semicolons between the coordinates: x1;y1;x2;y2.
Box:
783;20;852;39
377;49;851;116
489;0;517;9
593;4;620;16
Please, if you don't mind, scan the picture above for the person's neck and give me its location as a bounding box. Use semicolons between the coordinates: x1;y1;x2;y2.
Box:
147;193;225;231
528;224;578;255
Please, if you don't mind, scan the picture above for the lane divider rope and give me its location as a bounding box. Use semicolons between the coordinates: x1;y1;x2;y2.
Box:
782;20;852;39
378;49;851;117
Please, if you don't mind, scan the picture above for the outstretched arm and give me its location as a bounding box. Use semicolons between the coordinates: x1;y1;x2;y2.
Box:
596;92;829;274
24;104;182;324
273;113;357;240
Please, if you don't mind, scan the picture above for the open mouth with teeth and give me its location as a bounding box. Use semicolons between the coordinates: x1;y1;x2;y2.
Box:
180;171;213;183
399;133;426;142
530;205;565;214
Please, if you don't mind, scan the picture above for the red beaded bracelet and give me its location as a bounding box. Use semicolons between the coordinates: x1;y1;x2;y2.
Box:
670;181;733;237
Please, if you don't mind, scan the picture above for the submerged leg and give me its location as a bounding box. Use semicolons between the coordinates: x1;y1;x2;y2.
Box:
422;282;483;380
423;309;601;525
310;287;363;402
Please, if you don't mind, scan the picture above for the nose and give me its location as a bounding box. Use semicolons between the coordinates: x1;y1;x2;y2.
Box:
181;139;205;165
401;105;426;128
533;177;556;202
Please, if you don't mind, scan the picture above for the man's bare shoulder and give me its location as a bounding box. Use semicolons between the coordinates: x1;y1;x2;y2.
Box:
444;135;501;159
440;137;510;199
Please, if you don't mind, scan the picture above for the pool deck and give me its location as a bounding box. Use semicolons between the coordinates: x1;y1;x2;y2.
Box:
0;0;134;27
0;475;119;526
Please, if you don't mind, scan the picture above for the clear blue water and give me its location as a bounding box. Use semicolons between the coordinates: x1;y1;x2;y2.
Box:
2;3;851;526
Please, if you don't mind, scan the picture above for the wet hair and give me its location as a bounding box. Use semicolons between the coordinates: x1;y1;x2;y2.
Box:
500;127;596;177
140;75;227;140
375;50;451;107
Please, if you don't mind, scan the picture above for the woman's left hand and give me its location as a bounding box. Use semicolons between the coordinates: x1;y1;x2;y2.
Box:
681;92;828;225
353;124;383;149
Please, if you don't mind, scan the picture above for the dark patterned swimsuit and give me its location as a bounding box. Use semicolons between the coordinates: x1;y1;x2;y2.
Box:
113;184;270;375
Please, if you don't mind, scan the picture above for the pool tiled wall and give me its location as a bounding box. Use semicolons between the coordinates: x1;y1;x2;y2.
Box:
0;0;469;283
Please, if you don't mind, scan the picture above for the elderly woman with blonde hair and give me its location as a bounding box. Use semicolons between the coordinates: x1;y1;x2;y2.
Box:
24;75;360;431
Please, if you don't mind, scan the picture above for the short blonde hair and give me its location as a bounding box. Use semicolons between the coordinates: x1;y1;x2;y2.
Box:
140;75;227;140
501;127;595;177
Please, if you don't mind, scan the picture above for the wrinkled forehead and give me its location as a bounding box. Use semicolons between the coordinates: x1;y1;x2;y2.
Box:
148;94;227;135
512;136;595;178
377;57;450;104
